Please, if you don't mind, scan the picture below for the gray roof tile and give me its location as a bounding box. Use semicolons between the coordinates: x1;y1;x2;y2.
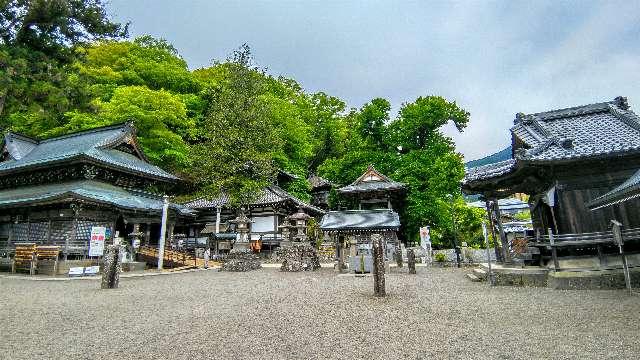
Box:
0;123;177;181
0;180;193;215
588;169;640;210
183;185;325;215
320;209;400;231
465;97;640;184
338;165;405;194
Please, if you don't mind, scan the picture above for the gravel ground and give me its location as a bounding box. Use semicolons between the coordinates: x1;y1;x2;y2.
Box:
1;267;639;360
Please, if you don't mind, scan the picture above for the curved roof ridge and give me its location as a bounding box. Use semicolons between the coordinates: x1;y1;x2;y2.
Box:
38;122;130;144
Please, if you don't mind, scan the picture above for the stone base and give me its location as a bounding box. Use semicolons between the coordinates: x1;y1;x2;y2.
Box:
278;242;321;272
220;248;261;272
548;268;640;290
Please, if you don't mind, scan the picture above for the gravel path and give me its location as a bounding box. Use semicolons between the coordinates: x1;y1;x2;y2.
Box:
1;267;639;359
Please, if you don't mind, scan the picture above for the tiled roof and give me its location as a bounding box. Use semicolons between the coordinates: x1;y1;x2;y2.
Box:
588;169;640;210
0;123;178;181
308;174;333;190
463;159;517;184
183;185;325;215
0;180;193;215
468;197;529;211
464;97;640;185
320;209;400;231
512;97;640;163
338;165;406;194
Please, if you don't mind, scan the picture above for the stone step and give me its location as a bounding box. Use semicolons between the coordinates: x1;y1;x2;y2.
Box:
473;268;487;279
466;273;482;282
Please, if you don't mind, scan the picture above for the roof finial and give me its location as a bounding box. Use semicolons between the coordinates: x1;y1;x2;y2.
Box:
615;96;629;110
514;112;526;124
125;120;137;133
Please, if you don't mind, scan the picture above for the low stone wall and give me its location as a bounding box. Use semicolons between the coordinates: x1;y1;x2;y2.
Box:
433;248;497;264
548;268;640;290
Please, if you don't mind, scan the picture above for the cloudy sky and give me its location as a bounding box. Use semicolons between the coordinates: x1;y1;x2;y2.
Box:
107;0;640;161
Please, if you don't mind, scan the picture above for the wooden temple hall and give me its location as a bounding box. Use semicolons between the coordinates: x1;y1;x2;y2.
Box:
463;97;640;268
182;185;325;254
320;166;405;268
0;123;194;269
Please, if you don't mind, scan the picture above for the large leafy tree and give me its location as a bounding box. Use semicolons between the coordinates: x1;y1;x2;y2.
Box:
318;95;477;246
0;0;126;128
189;45;280;205
44;86;195;171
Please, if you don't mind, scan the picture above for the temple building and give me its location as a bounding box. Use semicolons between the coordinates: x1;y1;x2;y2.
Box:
183;185;325;253
463;97;640;264
0;123;192;261
320;165;405;266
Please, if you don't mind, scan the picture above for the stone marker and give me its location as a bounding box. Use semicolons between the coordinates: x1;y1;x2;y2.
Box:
407;248;416;274
372;234;386;297
101;245;121;289
395;245;403;268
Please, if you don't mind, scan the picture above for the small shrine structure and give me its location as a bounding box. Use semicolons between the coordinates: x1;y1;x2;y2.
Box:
320;165;405;271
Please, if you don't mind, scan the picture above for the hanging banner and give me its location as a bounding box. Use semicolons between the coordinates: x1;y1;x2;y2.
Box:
89;226;106;257
419;226;431;246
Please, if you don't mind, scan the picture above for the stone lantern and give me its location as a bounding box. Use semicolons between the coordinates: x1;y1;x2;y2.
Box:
221;209;261;272
278;218;293;247
278;208;320;272
229;210;252;250
286;208;312;242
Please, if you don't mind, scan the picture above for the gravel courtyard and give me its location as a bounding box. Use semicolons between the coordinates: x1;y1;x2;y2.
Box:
2;267;639;359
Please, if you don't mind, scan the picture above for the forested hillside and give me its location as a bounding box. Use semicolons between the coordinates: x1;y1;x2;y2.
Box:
0;0;485;246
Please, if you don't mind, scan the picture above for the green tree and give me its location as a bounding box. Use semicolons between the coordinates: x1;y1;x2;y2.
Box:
44;85;195;171
189;45;280;205
0;0;126;127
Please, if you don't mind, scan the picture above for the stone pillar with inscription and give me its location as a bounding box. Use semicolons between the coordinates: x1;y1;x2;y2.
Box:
101;245;121;289
372;234;386;297
407;248;416;274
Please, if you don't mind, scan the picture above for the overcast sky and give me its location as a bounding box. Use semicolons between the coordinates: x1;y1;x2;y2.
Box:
107;0;640;161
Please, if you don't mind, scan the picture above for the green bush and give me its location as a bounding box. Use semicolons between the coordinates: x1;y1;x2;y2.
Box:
434;252;447;262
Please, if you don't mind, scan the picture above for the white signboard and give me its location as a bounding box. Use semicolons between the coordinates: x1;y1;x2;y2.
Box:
68;267;84;277
419;226;431;246
84;266;100;276
252;215;275;233
89;226;106;257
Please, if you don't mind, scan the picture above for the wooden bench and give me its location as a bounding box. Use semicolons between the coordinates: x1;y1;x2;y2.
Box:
36;246;60;275
12;243;36;275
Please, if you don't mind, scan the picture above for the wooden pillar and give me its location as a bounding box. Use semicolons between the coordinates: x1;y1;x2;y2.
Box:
493;200;511;264
67;206;79;261
485;199;502;263
46;219;52;245
144;223;151;246
273;207;278;248
548;228;559;271
611;220;632;294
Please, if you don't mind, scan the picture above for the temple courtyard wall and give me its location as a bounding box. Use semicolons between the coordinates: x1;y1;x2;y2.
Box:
1;267;639;359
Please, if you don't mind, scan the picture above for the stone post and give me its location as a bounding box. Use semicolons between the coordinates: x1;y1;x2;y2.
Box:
395;244;403;268
407;248;416;274
372;234;386;297
101;245;121;289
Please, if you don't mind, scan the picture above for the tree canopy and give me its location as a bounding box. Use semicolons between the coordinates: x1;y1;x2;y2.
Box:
0;0;484;246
